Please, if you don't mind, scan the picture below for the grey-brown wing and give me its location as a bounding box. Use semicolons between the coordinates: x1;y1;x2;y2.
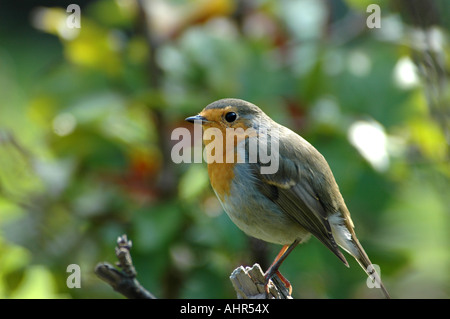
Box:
251;131;349;266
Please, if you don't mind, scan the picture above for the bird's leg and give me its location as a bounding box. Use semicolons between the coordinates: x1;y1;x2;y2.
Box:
264;240;300;296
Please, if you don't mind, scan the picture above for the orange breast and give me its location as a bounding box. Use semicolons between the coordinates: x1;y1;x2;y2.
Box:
200;116;256;201
205;127;238;201
207;162;235;201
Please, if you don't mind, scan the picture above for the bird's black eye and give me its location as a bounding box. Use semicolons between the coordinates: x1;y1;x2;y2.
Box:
225;112;237;123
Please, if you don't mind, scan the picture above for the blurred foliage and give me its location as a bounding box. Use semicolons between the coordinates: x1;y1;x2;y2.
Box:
0;0;449;299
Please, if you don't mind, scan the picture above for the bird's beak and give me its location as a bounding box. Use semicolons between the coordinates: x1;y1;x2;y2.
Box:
185;115;208;123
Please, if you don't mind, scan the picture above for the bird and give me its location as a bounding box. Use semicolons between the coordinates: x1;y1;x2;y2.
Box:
185;98;390;298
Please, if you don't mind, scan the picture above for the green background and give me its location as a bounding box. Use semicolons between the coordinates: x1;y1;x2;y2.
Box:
0;0;448;298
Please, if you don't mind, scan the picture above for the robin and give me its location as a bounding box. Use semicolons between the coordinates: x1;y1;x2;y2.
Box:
186;98;390;298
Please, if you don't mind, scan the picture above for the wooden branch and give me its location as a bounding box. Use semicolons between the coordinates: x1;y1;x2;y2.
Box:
95;234;156;299
96;235;292;299
230;264;293;299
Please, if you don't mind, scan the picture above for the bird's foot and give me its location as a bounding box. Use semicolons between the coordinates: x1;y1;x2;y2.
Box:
264;270;292;297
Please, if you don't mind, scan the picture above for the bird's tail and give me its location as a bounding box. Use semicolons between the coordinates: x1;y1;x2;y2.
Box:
329;214;390;299
352;237;390;299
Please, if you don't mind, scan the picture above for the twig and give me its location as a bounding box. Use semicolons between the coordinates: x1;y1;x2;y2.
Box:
96;235;293;299
95;234;156;299
230;264;293;299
